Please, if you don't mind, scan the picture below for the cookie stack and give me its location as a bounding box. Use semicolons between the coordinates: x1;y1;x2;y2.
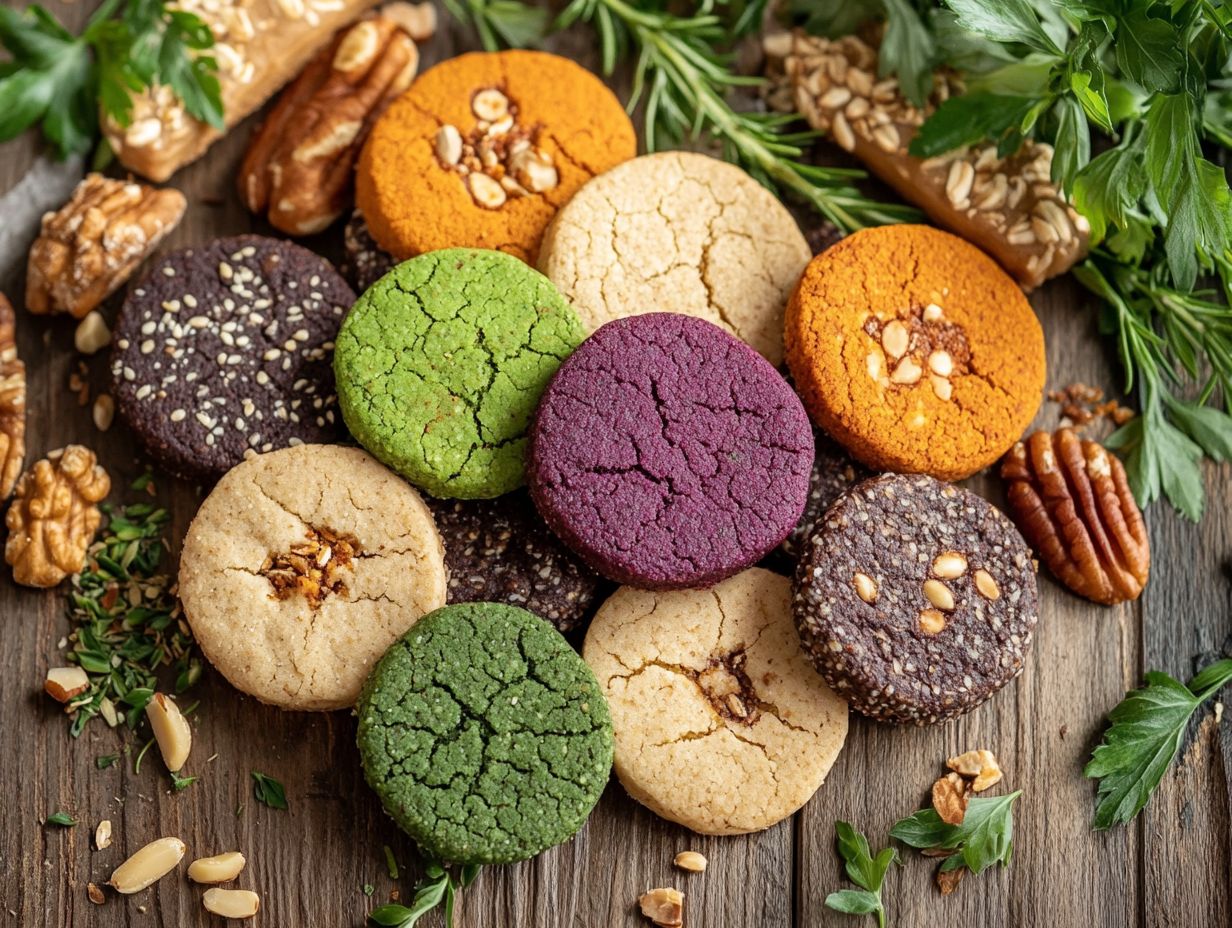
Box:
94;47;1049;861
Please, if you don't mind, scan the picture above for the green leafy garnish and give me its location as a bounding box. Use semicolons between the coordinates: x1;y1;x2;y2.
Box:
95;753;120;769
59;495;201;738
891;791;1021;874
363;883;376;897
824;821;896;927
1085;659;1232;829
367;860;481;928
45;811;77;827
0;0;222;158
170;772;198;791
251;771;288;811
383;845;400;880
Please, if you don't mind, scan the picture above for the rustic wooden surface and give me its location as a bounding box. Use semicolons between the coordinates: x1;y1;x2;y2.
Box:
2;4;1230;926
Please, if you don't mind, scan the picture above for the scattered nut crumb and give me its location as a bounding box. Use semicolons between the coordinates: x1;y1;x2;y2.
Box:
1048;382;1134;429
639;887;684;927
87;882;105;905
931;771;969;825
673;850;707;873
936;866;964;895
946;749;1003;792
95;819;112;850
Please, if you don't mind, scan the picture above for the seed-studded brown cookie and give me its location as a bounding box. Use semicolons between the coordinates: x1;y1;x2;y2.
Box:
778;428;871;563
792;473;1038;725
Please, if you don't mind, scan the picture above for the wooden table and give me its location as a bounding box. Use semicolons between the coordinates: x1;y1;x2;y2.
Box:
2;5;1230;926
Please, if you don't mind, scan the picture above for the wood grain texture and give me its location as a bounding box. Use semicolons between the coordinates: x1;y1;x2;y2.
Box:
1;3;1230;927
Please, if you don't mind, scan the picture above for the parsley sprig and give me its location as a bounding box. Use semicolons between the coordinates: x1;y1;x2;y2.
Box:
890;790;1021;874
824;821;896;927
1085;658;1232;829
446;0;917;231
0;0;222;158
251;771;289;811
367;860;481;928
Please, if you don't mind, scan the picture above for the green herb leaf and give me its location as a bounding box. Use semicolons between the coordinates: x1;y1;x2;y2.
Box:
940;0;1061;55
383;844;400;880
96;753;120;769
909;92;1036;158
171;772;198;791
1085;659;1232;829
879;0;936;107
251;772;288;811
891;792;1021;874
826;821;894;926
363;884;375;897
45;811;77;826
1113;7;1182;94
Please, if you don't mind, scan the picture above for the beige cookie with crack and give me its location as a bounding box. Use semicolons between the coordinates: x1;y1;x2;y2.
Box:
583;567;848;835
538;152;811;365
179;444;447;710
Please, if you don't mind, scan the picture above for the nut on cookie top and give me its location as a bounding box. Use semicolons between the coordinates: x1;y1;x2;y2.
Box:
792;473;1038;726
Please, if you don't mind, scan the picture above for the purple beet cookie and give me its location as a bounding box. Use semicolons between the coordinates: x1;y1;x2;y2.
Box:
527;313;813;590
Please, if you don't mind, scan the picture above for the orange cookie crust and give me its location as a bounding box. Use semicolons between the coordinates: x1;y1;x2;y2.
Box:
784;224;1045;480
356;50;636;263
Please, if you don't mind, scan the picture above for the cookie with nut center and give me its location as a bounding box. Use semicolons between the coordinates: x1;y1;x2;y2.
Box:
584;567;848;835
178;444;447;711
784;224;1045;480
792;473;1038;726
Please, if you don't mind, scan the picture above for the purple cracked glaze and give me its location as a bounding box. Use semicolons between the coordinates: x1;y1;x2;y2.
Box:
527;313;813;590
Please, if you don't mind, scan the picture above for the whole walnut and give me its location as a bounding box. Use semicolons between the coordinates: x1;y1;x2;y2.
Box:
6;446;110;588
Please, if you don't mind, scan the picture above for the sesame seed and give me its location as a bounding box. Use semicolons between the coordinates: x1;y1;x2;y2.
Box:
263;349;281;361
170;409;186;421
219;262;233;280
183;294;197;308
140;340;155;354
162;267;175;277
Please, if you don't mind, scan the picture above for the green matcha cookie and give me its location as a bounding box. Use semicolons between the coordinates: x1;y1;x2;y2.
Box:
356;603;613;865
334;249;586;498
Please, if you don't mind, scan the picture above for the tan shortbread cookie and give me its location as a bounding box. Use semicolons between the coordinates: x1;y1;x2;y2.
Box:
583;567;848;834
537;152;811;365
179;444;447;710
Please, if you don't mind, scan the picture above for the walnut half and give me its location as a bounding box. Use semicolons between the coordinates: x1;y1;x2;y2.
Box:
26;174;186;318
5;446;110;588
1001;428;1149;604
0;292;26;499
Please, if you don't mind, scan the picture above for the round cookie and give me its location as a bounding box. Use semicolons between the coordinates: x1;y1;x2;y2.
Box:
584;568;848;835
778;428;872;563
342;210;395;293
334;248;586;499
426;490;603;632
528;313;813;590
784;224;1045;480
111;235;354;482
538;151;811;365
178;444;447;710
793;473;1039;725
357;50;636;264
356;603;613;864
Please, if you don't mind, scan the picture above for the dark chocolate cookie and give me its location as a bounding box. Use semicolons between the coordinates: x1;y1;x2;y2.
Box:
426;491;602;631
778;428;871;563
341;210;395;293
110;235;354;481
793;473;1038;725
528;313;813;590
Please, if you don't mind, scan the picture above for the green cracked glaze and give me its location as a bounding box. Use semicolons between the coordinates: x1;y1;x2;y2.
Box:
356;603;614;866
333;248;585;498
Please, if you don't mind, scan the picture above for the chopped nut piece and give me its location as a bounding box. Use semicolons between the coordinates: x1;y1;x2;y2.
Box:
93;394;115;432
44;666;90;702
889;357;922;385
923;303;944;322
74;311;111;356
930;374;953;401
468;172;508;209
146;692;192;773
203;888;261;919
928;350;953;377
26;174;185;318
436;125;463;165
853;571;878;603
262;525;361;607
931;552;967;579
95;819;113;850
472;88;510;121
639;888;684;927
918;608;946;635
673;850;707;873
947;748;1003;792
973;568;1000;600
0;294;26;501
936;866;964;895
188;851;247;884
109;837;186;894
932;771;969;825
922;578;955;611
6;446;110;588
381;1;438;41
87;882;105;905
880;320;909;358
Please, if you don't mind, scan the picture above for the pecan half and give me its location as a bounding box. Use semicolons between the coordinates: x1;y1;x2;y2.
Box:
5;446;110;588
0;293;26;500
238;12;426;235
26;174;186;318
1001;428;1149;604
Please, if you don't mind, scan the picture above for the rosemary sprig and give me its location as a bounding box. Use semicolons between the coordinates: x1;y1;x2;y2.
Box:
59;476;201;737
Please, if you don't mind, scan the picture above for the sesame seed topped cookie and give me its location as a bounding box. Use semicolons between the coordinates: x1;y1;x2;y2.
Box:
110;235;354;482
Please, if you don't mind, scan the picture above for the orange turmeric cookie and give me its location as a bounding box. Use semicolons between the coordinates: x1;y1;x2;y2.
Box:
784;225;1045;480
356;50;636;263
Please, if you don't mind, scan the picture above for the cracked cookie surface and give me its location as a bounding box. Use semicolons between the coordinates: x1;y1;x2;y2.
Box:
538;151;811;366
357;50;636;264
357;603;613;864
792;473;1038;725
583;568;847;835
111;235;353;481
784;224;1045;480
178;444;447;710
334;249;585;499
528;313;813;590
